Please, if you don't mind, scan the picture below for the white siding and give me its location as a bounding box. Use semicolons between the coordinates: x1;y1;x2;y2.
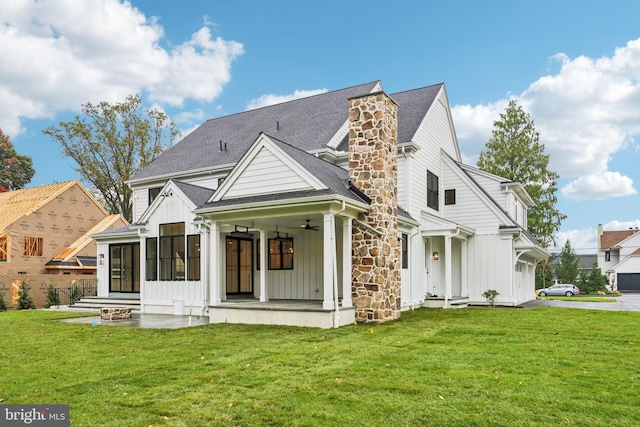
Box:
397;155;407;210
442;162;503;233
467;234;515;304
224;147;313;199
406;92;459;218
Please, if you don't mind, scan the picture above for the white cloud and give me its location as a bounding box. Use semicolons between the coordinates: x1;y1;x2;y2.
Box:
561;172;636;200
452;37;640;201
246;89;328;111
0;0;243;136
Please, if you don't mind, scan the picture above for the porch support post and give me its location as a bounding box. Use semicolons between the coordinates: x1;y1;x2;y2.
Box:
200;224;210;309
209;221;221;305
461;240;468;297
323;212;335;310
444;235;452;308
341;217;353;308
259;229;268;302
138;231;146;313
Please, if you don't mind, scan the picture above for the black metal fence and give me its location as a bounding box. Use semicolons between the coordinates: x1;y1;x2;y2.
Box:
53;279;98;307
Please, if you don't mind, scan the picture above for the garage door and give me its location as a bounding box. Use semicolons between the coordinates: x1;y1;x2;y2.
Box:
617;273;640;292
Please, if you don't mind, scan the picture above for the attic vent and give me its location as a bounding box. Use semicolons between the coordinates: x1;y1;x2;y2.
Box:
276;121;280;131
219;140;227;151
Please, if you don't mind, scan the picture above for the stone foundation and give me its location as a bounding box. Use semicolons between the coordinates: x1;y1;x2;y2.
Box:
348;91;401;323
100;307;132;321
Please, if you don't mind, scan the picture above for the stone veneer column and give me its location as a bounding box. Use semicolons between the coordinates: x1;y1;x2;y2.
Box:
348;91;401;323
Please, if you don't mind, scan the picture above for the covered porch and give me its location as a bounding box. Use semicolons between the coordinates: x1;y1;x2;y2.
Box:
194;196;368;328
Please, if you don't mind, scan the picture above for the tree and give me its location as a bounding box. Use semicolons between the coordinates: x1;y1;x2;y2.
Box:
577;263;608;294
43;94;180;221
0;128;35;192
477;100;566;248
555;240;580;285
535;257;553;289
16;280;36;310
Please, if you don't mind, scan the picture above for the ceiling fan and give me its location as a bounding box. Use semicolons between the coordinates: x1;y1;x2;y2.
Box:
301;219;320;231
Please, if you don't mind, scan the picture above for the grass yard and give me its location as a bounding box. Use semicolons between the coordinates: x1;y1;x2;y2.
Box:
1;307;639;426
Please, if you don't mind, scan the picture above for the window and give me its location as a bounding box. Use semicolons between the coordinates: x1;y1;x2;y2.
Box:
401;233;409;269
160;222;185;281
269;237;294;270
444;189;456;205
427;170;439;210
145;238;157;281
0;235;7;262
148;187;162;205
110;243;140;292
23;237;43;256
187;234;201;281
605;250;611;262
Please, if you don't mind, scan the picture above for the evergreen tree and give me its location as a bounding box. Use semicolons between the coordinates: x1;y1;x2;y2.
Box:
17;280;36;310
44;281;61;308
555;240;580;284
477;100;566;248
0;290;7;311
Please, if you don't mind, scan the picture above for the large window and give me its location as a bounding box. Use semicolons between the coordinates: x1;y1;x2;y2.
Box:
427;170;439;211
23;237;43;256
187;234;201;281
110;243;140;292
401;233;409;269
160;222;185;281
269;237;294;270
145;238;157;281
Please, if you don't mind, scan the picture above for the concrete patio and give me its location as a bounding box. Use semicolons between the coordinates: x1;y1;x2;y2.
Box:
60;313;210;329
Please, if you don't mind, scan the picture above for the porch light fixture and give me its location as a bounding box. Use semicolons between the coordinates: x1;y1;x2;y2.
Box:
99;254;104;265
230;225;253;238
432;252;439;261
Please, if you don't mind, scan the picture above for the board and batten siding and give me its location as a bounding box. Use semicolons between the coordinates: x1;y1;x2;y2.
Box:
141;187;204;310
467;234;514;303
407;93;459;218
224;147;313;199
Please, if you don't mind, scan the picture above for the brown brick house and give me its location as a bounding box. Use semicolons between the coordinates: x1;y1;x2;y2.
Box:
0;181;127;307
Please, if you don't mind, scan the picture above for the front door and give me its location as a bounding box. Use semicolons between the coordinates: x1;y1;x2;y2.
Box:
226;237;253;295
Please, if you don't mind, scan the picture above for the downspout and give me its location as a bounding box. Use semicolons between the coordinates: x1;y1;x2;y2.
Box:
333;200;346;328
137;228;145;313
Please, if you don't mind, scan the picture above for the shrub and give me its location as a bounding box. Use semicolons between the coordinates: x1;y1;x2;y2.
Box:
69;281;84;305
482;289;500;307
16;280;36;310
44;280;61;308
0;290;7;312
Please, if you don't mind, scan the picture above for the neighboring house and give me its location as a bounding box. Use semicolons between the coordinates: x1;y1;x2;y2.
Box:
597;224;640;291
0;181;128;307
93;81;547;328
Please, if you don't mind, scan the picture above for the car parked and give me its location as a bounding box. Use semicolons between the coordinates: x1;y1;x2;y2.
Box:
537;284;580;297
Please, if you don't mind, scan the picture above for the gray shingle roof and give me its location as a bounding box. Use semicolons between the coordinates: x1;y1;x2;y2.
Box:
173;180;215;207
132;82;444;182
133;81;381;181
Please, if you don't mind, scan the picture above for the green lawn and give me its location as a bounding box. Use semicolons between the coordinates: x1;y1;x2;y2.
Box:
1;308;639;426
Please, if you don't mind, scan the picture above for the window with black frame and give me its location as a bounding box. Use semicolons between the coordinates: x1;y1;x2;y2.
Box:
145;237;157;280
269;236;293;270
187;234;201;281
159;222;185;281
427;170;439;210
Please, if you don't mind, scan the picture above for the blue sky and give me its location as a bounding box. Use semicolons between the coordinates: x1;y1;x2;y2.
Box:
2;0;640;253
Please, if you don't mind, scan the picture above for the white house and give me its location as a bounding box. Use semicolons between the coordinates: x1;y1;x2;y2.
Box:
93;81;547;328
597;225;640;291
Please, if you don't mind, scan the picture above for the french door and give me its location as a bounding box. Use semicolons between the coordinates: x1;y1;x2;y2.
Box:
110;243;140;293
225;237;253;295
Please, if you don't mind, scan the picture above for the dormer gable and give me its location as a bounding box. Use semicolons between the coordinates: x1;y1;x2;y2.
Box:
210;133;328;203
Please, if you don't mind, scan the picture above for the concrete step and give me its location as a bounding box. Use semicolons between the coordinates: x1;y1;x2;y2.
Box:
69;297;141;312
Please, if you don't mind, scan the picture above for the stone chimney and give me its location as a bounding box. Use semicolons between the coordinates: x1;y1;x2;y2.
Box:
348;91;401;323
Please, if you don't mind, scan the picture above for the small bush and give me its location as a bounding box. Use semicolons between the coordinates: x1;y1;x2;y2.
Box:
482;289;500;307
0;290;7;311
44;280;61;308
16;280;36;310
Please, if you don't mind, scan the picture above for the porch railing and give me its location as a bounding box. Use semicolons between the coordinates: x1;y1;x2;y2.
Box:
54;279;98;306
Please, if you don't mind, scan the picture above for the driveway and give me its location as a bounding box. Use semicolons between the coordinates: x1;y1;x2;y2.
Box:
520;292;640;312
